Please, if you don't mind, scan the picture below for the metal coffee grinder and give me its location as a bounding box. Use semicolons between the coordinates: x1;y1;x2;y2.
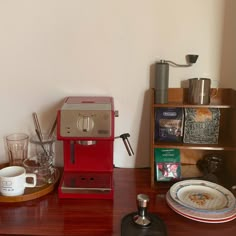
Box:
57;96;133;199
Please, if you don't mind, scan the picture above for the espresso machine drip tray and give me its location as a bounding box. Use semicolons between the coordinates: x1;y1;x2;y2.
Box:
60;171;113;195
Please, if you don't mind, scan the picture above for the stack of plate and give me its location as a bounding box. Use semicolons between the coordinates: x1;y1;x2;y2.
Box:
166;179;236;223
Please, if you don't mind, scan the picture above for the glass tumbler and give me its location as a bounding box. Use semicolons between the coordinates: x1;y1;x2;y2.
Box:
30;134;55;164
6;133;29;166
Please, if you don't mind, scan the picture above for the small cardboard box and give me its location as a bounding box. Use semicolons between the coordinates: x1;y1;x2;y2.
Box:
155;108;184;143
155;148;181;181
183;108;220;144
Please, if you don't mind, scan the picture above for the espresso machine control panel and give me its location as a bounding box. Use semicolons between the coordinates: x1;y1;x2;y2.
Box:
58;97;114;138
60;110;112;138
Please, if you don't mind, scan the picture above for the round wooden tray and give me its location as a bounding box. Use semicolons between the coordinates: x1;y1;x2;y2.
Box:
0;167;60;203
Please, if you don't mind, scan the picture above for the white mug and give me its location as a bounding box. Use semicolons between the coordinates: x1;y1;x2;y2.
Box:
0;166;36;197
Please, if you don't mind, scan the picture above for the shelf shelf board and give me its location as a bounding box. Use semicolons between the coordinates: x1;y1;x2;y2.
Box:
153;143;236;151
151;88;236;108
152;103;233;109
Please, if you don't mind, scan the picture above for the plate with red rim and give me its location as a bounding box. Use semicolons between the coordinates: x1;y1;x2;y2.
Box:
166;190;236;223
167;197;236;223
169;179;236;213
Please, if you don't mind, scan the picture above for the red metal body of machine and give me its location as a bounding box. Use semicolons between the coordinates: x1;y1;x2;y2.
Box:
57;96;116;199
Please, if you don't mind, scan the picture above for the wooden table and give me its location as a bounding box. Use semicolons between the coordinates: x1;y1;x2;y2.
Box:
0;168;235;235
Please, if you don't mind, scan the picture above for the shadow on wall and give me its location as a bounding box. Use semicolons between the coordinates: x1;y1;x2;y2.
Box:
134;64;156;167
220;0;236;88
220;0;236;186
134;90;151;167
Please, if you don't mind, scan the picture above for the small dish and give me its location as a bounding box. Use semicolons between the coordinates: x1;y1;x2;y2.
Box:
166;190;236;223
169;179;236;213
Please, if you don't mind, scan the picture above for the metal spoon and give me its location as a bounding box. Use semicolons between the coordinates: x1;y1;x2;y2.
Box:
35;129;48;157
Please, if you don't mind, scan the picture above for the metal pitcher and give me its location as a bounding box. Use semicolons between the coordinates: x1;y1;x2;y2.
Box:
188;78;211;105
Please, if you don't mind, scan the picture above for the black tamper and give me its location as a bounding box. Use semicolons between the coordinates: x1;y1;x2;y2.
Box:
133;194;151;226
121;194;167;236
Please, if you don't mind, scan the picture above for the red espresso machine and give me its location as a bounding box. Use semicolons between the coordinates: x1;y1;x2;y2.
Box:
57;96;133;199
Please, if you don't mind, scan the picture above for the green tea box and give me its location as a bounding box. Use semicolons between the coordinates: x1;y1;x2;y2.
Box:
155;148;181;181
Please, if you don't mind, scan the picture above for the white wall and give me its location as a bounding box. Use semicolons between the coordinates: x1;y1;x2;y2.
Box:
220;0;236;89
0;0;225;167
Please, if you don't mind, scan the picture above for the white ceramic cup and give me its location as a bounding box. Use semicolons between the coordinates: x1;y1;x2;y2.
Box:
0;166;36;196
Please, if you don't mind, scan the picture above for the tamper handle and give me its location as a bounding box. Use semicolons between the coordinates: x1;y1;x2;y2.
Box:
137;193;149;207
133;194;151;227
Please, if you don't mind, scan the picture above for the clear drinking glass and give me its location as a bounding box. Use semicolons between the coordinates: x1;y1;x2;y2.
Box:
6;133;29;166
30;134;55;164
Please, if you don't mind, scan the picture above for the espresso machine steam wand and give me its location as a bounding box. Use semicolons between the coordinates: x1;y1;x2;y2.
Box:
115;133;134;156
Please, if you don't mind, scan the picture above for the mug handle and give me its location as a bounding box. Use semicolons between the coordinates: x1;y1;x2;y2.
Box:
211;79;219;98
25;173;37;187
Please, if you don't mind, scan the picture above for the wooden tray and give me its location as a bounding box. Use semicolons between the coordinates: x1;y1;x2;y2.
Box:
0;167;60;203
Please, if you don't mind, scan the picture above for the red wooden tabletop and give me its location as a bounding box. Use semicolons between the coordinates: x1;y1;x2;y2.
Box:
0;168;235;235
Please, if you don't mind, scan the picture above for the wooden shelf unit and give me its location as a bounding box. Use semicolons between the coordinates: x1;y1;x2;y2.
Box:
150;88;236;189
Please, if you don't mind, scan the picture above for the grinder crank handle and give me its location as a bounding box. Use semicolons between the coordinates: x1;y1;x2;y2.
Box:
119;133;134;156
